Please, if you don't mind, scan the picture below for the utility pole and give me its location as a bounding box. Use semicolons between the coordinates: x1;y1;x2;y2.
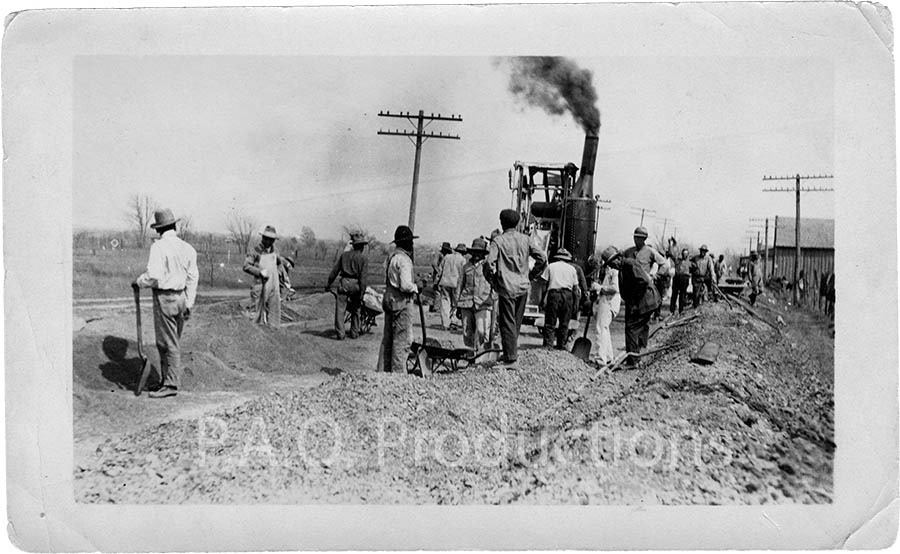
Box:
629;206;656;227
763;173;833;304
751;217;772;279
378;110;462;232
660;217;672;239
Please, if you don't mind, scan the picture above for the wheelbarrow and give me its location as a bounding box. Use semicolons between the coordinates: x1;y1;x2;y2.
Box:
407;292;501;377
407;341;503;377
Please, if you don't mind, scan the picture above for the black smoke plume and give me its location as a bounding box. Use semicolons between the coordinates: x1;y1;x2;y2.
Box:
504;56;601;135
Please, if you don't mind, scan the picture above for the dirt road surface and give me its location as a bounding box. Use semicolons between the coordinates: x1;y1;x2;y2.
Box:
73;291;833;504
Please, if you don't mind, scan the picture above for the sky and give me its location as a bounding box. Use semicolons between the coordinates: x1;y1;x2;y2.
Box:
74;55;834;254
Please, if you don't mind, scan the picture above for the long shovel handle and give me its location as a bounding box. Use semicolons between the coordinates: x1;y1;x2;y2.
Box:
134;285;153;396
416;291;427;344
133;286;144;359
582;305;593;338
256;276;267;325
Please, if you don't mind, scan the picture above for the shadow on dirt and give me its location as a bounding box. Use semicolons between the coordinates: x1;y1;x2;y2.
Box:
320;366;344;376
98;335;146;390
302;328;340;339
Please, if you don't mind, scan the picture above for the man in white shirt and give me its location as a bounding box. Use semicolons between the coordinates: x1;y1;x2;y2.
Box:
539;248;581;350
132;208;199;398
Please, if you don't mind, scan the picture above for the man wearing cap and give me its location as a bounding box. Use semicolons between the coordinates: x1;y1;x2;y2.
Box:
378;225;420;373
132;208;199;398
484;209;547;366
622;226;666;278
243;225;283;327
435;242;467;330
326;231;369;340
671;248;692;315
690;244;717;308
591;246;622;365
539;248;581;349
454;237;493;350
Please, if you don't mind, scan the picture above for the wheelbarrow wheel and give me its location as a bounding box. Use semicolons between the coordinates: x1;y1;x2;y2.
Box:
360;313;374;334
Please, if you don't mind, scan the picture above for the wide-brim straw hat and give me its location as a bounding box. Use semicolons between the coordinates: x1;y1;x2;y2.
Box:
260;225;279;240
553;248;573;262
391;225;419;243
150;208;180;229
468;237;489;254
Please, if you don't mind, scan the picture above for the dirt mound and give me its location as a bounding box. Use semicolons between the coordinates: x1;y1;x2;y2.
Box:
506;302;834;505
75;302;833;505
73;332;252;393
74;292;360;395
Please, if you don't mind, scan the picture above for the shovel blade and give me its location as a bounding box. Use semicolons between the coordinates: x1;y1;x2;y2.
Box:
135;356;152;396
571;337;592;361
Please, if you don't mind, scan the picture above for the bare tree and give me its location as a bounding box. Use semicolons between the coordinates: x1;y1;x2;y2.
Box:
225;210;257;256
179;215;195;243
300;226;317;250
199;233;218;286
126;194;157;248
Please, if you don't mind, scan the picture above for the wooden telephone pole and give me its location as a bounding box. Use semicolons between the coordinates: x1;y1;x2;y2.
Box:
378;110;462;232
629;206;656;227
762;173;833;304
750;217;771;279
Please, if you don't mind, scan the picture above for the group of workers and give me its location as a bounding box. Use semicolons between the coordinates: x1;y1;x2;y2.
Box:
378;209;547;371
130;205;798;397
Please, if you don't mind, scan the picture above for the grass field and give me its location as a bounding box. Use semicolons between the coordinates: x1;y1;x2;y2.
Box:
73;247;438;299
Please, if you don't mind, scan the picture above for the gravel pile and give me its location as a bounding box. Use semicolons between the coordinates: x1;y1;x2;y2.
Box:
75;302;833;504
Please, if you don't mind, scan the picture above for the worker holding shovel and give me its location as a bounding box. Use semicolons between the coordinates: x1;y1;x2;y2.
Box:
132;208;198;398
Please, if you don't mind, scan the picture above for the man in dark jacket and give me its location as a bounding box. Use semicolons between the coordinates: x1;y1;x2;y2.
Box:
326;232;369;339
620;252;659;369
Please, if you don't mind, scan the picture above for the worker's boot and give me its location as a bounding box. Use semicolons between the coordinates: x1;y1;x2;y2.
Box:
541;327;554;348
555;328;567;350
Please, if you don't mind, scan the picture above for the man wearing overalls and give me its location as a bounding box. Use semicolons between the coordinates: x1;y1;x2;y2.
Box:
378;225;420;373
243;225;282;328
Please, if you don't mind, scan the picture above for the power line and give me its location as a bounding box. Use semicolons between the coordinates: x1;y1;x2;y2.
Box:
762;173;834;304
629;206;656;226
378;109;462;232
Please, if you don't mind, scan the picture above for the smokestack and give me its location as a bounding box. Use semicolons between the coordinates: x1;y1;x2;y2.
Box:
572;134;599;198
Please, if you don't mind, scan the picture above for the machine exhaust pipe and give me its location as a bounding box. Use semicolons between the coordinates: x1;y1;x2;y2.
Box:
572;134;598;198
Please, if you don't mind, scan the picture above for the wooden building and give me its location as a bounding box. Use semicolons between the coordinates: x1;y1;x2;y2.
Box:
767;216;834;281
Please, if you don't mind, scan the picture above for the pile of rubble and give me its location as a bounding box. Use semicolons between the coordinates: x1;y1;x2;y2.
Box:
75;302;833;505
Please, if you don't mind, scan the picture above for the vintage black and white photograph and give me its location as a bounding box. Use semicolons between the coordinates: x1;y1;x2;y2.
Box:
4;2;897;550
70;52;838;505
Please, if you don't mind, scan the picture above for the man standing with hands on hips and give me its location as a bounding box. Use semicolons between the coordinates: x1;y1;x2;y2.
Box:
132;208;199;398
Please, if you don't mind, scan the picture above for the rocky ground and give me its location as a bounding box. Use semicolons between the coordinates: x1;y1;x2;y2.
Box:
73;291;833;504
